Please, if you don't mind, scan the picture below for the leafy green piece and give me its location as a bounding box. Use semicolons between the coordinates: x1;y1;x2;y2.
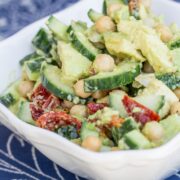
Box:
19;53;42;66
168;37;180;50
57;125;79;140
156;72;180;90
32;28;58;61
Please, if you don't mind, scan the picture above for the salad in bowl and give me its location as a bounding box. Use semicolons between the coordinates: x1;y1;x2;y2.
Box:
0;0;180;152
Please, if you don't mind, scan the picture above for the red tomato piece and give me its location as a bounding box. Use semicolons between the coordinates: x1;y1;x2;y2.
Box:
31;84;51;106
30;84;61;120
30;104;44;120
36;111;82;131
87;102;107;115
42;95;61;110
122;95;160;124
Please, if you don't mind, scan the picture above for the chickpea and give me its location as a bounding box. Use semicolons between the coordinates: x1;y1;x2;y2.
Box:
93;54;115;73
97;96;109;104
170;101;180;115
143;61;154;73
70;105;87;117
107;3;122;16
18;81;34;97
142;121;164;142
73;80;92;98
95;16;116;34
82;136;102;152
92;90;108;99
155;24;173;43
142;121;164;141
62;100;74;109
173;88;180;100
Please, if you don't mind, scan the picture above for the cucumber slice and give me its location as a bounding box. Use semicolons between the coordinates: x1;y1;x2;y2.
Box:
103;0;127;14
0;93;16;108
18;100;35;125
88;9;103;22
112;117;138;145
67;21;87;34
134;95;165;113
124;130;151;149
32;28;55;56
41;63;88;104
19;53;42;66
109;90;128;118
57;41;92;82
69;30;101;61
46;16;69;42
0;82;20;108
24;57;45;81
84;61;141;92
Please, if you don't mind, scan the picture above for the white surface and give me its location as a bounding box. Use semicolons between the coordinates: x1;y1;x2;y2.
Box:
0;0;180;179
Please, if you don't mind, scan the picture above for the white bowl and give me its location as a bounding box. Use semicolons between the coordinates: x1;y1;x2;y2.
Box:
0;0;180;179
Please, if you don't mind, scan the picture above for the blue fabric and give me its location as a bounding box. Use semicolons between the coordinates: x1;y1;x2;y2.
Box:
0;0;179;179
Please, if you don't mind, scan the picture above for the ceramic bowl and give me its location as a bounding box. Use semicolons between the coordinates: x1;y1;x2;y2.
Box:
0;0;180;179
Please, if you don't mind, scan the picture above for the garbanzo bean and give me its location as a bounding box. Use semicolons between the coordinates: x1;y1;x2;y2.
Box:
156;24;173;43
173;88;180;99
92;90;108;99
73;80;92;98
62;100;74;109
142;121;164;142
70;105;87;117
170;101;180;115
95;16;116;33
18;81;34;97
93;54;115;73
82;136;101;152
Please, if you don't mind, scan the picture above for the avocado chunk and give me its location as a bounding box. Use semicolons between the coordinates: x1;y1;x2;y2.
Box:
118;20;176;73
57;41;92;82
103;32;145;62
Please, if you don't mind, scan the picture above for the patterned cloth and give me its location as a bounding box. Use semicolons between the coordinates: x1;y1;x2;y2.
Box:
0;0;179;179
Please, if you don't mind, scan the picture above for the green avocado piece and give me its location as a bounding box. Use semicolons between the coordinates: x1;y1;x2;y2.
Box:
57;41;92;82
117;20;176;73
103;32;145;61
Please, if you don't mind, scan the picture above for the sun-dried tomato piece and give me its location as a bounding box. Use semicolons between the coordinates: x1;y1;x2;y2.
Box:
30;104;44;120
122;95;160;124
30;84;61;120
42;95;61;110
31;84;51;106
87;102;107;115
36;111;82;131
